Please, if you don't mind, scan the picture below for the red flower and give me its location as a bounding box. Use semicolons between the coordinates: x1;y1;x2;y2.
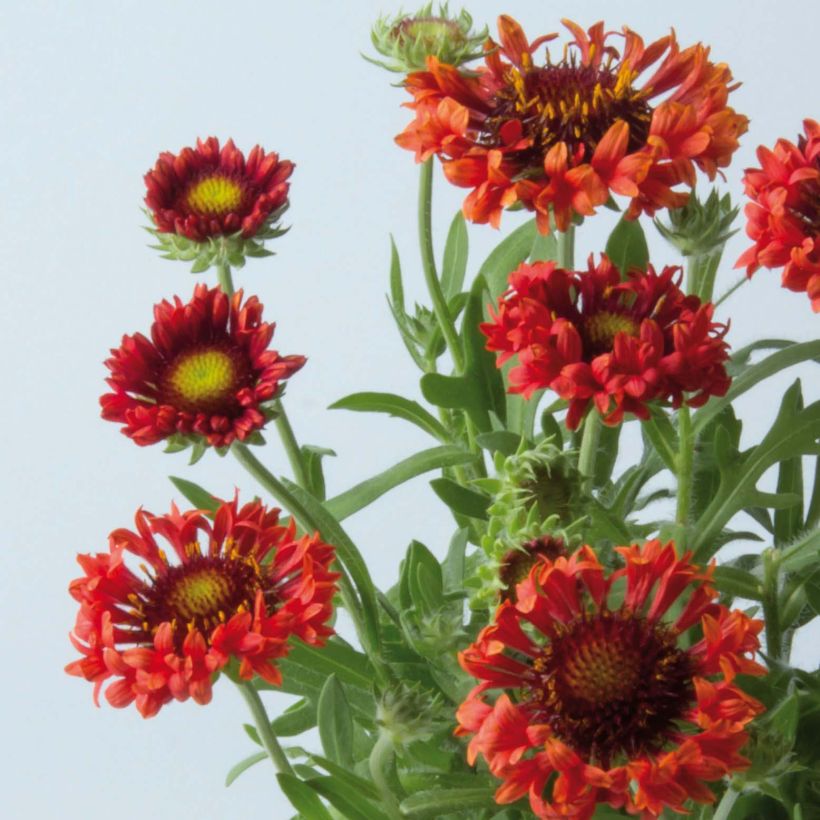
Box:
144;137;293;241
66;497;339;717
396;16;747;232
481;255;730;429
100;284;305;448
456;541;764;819
736;119;820;311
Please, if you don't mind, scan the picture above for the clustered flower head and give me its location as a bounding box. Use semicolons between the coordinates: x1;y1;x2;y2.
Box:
66;496;339;717
100;284;305;449
481;255;731;429
367;2;487;73
396;15;747;232
457;540;765;818
737;119;820;311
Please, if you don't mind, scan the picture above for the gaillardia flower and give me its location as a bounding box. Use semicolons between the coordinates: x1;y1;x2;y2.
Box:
457;541;765;818
66;497;339;717
101;284;305;449
481;255;731;429
144;137;293;271
397;16;747;232
736;119;820;311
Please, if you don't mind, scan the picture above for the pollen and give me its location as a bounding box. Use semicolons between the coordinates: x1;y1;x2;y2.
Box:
584;310;639;354
168;350;235;403
186;174;244;216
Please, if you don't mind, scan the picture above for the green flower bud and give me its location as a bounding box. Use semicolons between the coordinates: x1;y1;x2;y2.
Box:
377;682;449;747
365;2;487;74
654;189;739;259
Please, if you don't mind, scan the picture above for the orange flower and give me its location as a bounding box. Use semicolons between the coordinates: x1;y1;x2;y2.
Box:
396;16;747;232
456;541;764;819
736;119;820;311
66;497;339;717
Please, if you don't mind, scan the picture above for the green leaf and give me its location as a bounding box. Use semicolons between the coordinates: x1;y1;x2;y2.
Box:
768;692;800;746
317;675;353;767
441;211;469;299
400;787;495;818
780;526;820;572
271;698;317;737
389;234;404;309
300;444;336;501
693;340;820;435
475;431;523;457
529;228;558;263
287;638;375;692
330;392;449;442
325;445;476;521
713;566;763;600
277;773;333;820
407;540;444;615
168;476;220;512
728;338;797;371
305;776;390;820
804;568;820;615
775;390;805;546
478;217;537;296
277;479;382;658
594;422;622;488
225;751;268;787
430;477;490;520
642;411;679;473
692;381;820;559
442;528;469;591
605;216;649;276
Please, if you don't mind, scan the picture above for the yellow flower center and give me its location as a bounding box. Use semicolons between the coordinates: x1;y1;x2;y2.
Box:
585;310;639;353
186;175;244;216
168;349;236;404
167;566;233;621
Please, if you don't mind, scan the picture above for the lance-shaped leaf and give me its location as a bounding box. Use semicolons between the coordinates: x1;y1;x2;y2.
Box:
169;476;220;512
478;217;538;296
277;773;334;820
400;787;497;818
691;381;820;559
330;391;449;442
301;444;336;501
441;211;468;299
272;697;317;737
605;215;649;276
325;445;477;521
317;675;354;768
430;477;490;520
225;751;268;787
774;388;804;546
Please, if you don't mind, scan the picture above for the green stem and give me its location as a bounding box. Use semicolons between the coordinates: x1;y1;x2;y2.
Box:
762;548;783;661
368;733;404;820
216;260;235;295
236;680;294;776
419;159;464;374
675;405;694;549
685;251;719;300
272;398;309;488
231;441;367;651
714;275;748;309
556;224;575;269
577;411;601;490
712;782;740;820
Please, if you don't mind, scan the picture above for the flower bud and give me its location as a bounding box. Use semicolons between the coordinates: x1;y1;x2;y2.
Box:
377;682;448;747
655;189;739;259
365;2;487;74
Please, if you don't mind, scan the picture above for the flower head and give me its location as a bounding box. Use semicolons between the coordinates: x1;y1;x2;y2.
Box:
396;16;747;232
144;137;293;270
481;255;731;429
457;541;765;818
100;284;305;449
367;2;487;74
736;119;820;311
66;496;339;717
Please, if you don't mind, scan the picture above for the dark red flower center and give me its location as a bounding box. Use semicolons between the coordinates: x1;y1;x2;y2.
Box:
159;341;252;416
527;611;695;768
487;59;652;161
499;536;566;602
583;310;639;356
182;173;249;217
520;464;575;521
792;136;820;233
132;548;275;647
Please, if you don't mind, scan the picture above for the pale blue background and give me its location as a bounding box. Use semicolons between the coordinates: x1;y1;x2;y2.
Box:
1;1;818;817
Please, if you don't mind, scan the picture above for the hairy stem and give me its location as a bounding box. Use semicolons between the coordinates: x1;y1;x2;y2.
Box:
675;405;694;549
762;548;783;662
272;398;309;488
368;733;404;820
577;411;602;491
236;680;294;776
216;260;235;296
556;224;575;270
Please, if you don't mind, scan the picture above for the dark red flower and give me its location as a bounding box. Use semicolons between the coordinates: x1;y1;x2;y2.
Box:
66;496;339;717
481;255;730;429
100;284;305;448
737;119;820;311
396;16;747;232
144;137;293;241
456;541;764;819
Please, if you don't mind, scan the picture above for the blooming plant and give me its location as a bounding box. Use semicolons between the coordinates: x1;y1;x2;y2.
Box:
67;6;820;820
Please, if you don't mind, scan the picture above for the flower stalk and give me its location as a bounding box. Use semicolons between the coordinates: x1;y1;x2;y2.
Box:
236;681;295;776
216;260;234;295
762;548;783;661
272;398;309;489
368;733;404;820
577;410;601;491
675;404;694;549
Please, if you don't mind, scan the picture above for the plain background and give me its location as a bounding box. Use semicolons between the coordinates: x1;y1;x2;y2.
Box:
1;1;818;817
